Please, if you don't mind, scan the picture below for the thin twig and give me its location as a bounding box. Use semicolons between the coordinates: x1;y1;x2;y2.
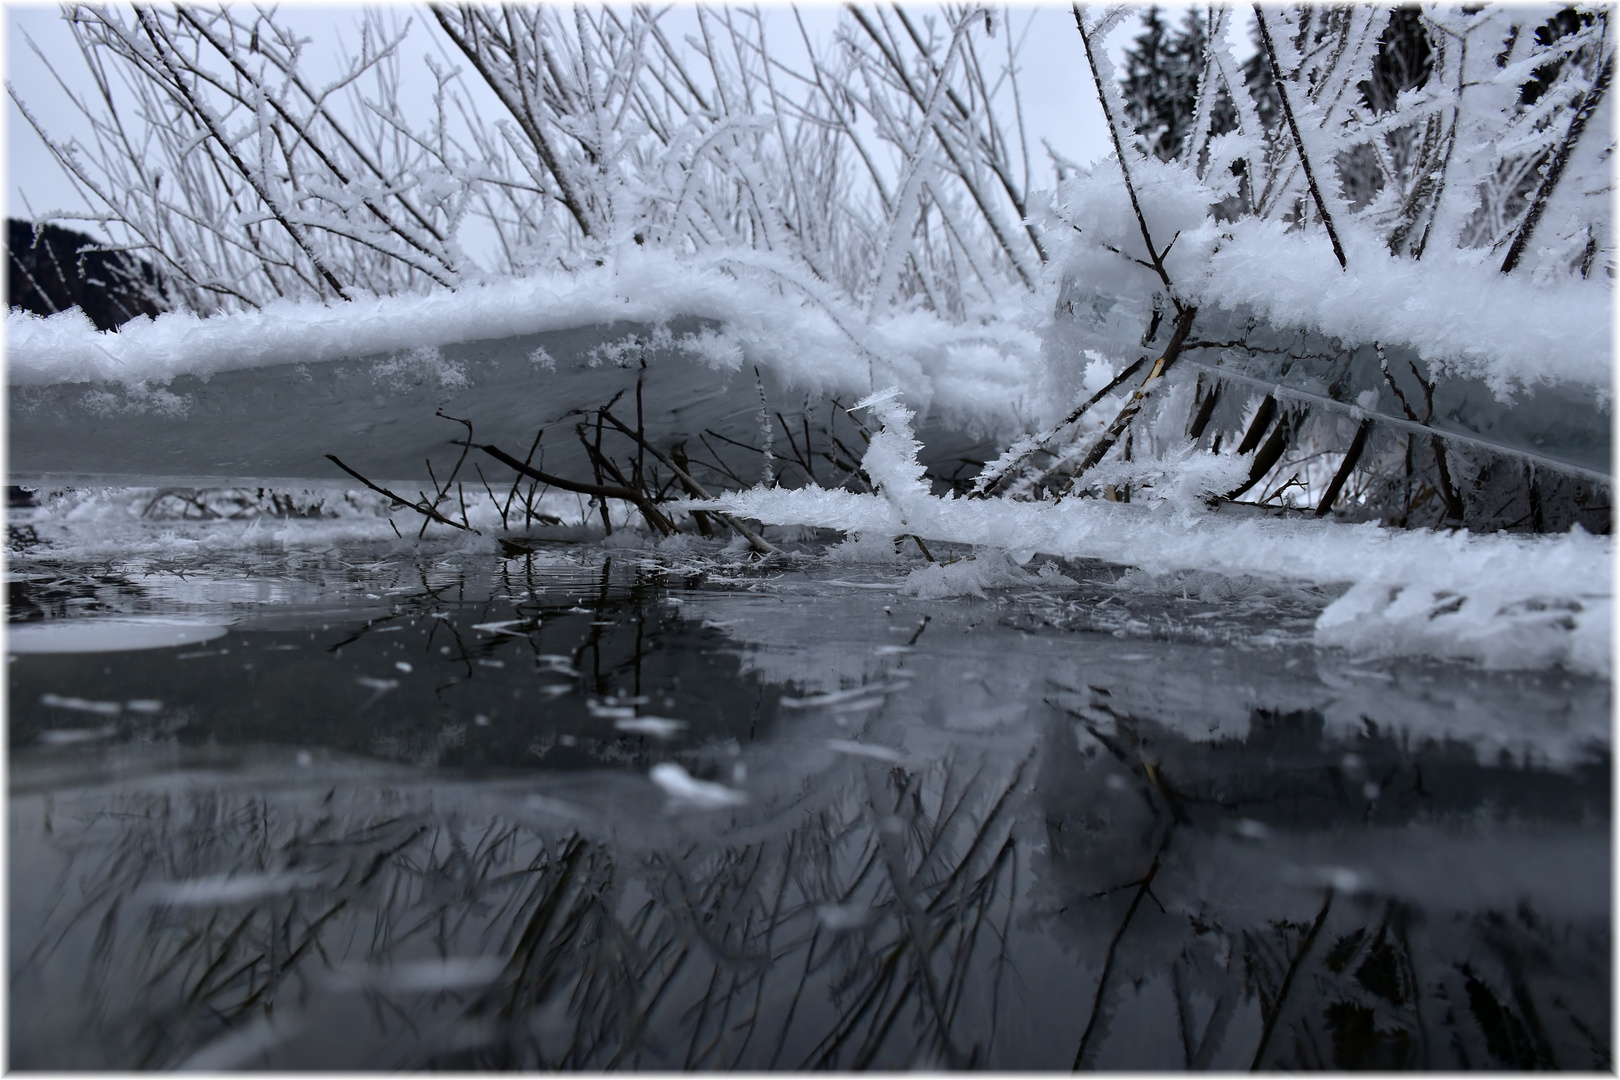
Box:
324;453;478;533
598;408;777;555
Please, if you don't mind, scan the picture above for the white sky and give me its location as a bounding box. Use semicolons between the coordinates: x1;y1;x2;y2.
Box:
3;4;1248;261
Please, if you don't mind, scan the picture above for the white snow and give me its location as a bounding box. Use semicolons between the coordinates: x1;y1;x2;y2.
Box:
1042;160;1613;398
6;249;1038;441
1182;217;1613;398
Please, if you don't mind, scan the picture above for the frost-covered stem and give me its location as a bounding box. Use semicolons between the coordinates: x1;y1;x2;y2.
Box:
171;7;457;286
1063;304;1198;489
973;357;1146;498
1005;6;1033;203
134;8;352;302
891;6;1047;264
1072;5;1176;300
847;7;1038;289
755;366;775;487
1181;7;1225;177
1500;51;1613;275
430;5;597;241
1254;5;1346;271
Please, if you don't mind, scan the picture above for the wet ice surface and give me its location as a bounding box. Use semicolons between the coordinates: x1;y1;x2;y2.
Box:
7;541;1611;1070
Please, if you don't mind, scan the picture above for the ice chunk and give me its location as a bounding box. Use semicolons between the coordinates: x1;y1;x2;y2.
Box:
335;956;506;993
816;903;871;931
38;725;118;745
649;763;747;810
10;619;228;654
826;739;902;762
145;871;325;906
779;678;913;710
40;693;122;716
472;620;530;635
614;716;688;739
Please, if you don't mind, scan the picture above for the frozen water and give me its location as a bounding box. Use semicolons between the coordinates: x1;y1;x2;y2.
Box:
5;535;1608;1068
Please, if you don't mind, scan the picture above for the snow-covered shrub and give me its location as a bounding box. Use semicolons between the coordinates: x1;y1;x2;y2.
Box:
12;7;471;313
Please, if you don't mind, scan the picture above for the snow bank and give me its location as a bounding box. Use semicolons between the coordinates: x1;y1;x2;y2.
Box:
5;249;1039;433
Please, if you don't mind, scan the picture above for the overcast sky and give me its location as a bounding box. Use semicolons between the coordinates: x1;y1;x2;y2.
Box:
4;5;1246;262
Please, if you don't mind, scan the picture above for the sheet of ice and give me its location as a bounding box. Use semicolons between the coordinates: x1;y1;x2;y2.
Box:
9;619;229;654
614;717;688;739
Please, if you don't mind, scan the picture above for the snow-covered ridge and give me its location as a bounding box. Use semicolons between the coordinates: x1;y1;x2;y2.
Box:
5;250;1039;422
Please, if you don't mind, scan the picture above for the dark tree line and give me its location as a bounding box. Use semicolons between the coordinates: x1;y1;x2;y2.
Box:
1121;7;1432;163
6;218;165;331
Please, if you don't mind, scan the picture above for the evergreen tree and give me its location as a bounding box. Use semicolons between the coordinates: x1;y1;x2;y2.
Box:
1122;7;1235;163
1121;7;1195;161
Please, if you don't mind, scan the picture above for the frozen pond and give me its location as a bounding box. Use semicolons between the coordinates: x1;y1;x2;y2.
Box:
6;536;1611;1069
